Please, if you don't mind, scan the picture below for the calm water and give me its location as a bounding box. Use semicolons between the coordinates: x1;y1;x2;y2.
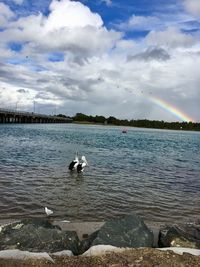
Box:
0;123;200;224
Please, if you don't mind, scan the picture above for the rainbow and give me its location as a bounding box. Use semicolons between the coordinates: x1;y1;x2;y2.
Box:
150;96;194;122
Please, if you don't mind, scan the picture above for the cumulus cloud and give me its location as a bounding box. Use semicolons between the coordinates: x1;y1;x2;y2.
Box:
118;15;162;32
0;3;14;26
116;13;193;33
127;47;170;62
146;27;194;48
46;0;103;31
184;0;200;19
1;0;121;57
17;89;28;93
0;0;199;122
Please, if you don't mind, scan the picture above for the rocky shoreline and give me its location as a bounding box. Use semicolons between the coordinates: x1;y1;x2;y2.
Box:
0;214;200;266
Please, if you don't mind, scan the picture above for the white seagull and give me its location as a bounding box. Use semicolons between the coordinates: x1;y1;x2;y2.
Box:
45;207;53;216
68;152;79;171
77;156;88;173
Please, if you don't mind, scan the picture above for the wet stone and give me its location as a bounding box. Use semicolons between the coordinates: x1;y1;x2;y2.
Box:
84;214;154;250
79;230;99;254
158;221;200;249
0;218;80;255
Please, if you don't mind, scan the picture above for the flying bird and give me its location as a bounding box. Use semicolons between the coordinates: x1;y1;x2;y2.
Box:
45;207;53;216
68;152;79;171
77;156;88;173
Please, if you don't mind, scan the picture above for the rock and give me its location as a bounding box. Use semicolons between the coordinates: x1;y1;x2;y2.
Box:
158;222;200;249
158;247;200;256
88;214;154;249
51;250;73;256
0;249;54;262
0;218;80;255
82;245;126;257
1;218;61;234
79;230;99;254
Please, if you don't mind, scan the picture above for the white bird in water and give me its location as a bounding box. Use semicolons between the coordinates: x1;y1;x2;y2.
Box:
77;156;88;173
68;152;79;171
45;207;53;216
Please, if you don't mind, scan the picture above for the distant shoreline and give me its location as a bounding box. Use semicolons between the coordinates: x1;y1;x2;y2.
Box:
71;113;200;132
72;120;200;131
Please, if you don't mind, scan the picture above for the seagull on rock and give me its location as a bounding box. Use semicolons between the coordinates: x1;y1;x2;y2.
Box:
77;156;88;173
68;152;79;171
45;207;53;216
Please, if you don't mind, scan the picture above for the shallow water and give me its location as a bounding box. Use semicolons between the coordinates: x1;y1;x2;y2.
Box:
0;123;199;224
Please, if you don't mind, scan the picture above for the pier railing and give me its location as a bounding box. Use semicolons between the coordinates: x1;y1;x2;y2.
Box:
0;108;72;123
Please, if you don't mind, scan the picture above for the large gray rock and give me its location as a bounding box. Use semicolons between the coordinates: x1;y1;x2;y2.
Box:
0;218;80;255
79;230;99;254
83;214;153;250
158;221;200;249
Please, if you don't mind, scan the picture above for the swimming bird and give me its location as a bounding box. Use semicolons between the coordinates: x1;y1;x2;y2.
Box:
68;152;79;171
45;207;53;216
77;156;88;173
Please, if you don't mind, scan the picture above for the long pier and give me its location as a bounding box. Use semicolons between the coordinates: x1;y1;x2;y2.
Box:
0;108;72;123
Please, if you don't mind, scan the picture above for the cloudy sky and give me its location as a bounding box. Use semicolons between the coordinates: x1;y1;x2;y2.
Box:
0;0;200;122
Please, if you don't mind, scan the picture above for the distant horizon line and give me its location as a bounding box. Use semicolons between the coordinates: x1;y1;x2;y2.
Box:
0;107;198;124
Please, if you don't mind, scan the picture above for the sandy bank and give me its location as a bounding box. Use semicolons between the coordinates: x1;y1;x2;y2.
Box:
0;248;200;267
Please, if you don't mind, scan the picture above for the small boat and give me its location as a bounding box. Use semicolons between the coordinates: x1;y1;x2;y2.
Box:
122;129;127;133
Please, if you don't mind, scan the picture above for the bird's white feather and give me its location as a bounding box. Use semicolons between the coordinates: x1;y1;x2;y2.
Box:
45;207;53;216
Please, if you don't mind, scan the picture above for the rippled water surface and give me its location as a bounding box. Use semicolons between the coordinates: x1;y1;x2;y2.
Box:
0;123;200;224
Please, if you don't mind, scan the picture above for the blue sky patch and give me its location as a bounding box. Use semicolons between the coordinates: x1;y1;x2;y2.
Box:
8;42;23;52
6;57;47;72
48;52;64;62
6;58;26;65
125;30;150;40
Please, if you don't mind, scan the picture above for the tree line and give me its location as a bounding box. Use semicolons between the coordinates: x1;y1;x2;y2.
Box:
58;113;200;131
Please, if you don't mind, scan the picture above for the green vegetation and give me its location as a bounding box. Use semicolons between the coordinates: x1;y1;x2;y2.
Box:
72;113;200;131
56;114;68;118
